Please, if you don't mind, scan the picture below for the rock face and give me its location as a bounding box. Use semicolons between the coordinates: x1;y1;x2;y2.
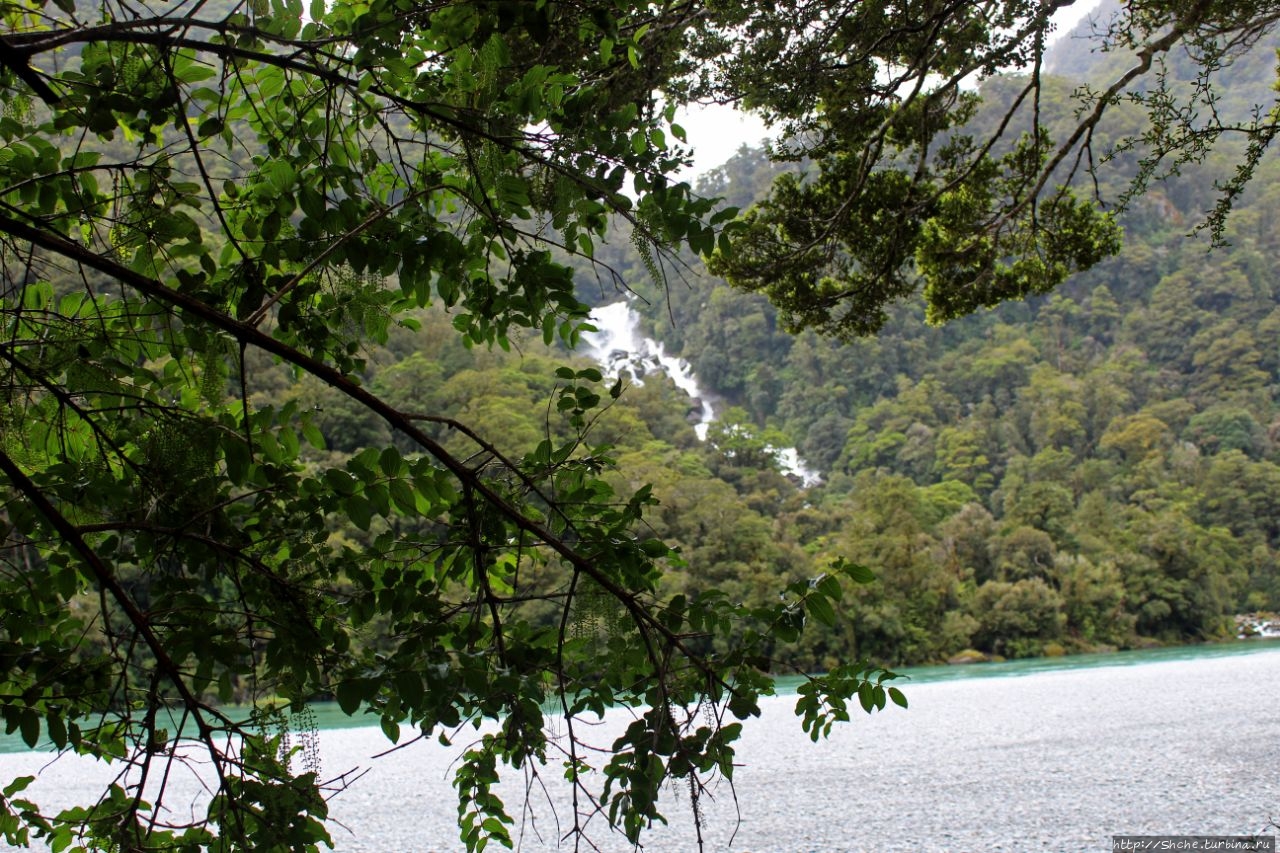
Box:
948;649;989;665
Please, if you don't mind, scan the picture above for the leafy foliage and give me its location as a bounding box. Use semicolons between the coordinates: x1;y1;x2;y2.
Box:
623;138;1280;668
4;0;1280;849
693;0;1280;337
0;1;897;850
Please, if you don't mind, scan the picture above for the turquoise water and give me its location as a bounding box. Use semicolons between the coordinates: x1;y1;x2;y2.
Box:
2;640;1278;851
5;638;1278;754
872;636;1280;683
272;636;1280;730
769;636;1280;697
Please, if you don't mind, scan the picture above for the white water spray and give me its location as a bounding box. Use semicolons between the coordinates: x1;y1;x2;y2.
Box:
582;301;821;486
582;301;717;439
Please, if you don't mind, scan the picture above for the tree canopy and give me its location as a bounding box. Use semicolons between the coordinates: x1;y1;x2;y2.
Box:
698;0;1280;337
0;0;1277;850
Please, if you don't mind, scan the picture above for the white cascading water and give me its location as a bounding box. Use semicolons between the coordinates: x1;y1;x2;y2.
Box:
582;301;822;486
582;301;717;439
772;447;821;486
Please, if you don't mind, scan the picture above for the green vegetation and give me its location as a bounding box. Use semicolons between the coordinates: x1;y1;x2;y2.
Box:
0;0;1278;850
626;141;1280;663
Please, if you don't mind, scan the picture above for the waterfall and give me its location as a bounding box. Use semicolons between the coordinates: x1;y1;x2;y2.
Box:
582;301;822;486
772;447;821;487
582;301;717;439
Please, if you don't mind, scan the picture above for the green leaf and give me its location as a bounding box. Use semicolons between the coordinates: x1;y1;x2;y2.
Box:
18;711;39;749
380;717;401;743
379;446;401;477
301;421;326;450
638;539;669;557
389;478;418;515
46;712;67;750
815;573;843;601
344;494;374;530
835;559;876;584
334;681;365;716
889;687;908;709
197;117;224;138
299;183;327;220
3;776;33;797
857;682;875;714
323;468;358;496
223;437;251;485
805;593;837;628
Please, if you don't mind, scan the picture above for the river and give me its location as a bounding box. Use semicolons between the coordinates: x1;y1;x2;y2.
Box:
2;642;1277;852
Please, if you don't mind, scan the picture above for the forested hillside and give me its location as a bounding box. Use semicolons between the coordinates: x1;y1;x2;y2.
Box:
32;5;1273;678
293;119;1280;671
569;25;1280;666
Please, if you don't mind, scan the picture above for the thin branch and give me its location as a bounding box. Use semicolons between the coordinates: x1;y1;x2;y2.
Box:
0;208;738;695
0;448;242;827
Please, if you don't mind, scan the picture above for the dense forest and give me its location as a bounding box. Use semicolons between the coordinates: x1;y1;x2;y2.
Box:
588;20;1280;666
244;20;1280;671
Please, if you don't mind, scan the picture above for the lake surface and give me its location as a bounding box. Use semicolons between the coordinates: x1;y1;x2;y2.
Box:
3;642;1278;852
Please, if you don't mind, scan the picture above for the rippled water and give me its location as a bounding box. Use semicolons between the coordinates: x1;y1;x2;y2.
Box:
4;643;1278;852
